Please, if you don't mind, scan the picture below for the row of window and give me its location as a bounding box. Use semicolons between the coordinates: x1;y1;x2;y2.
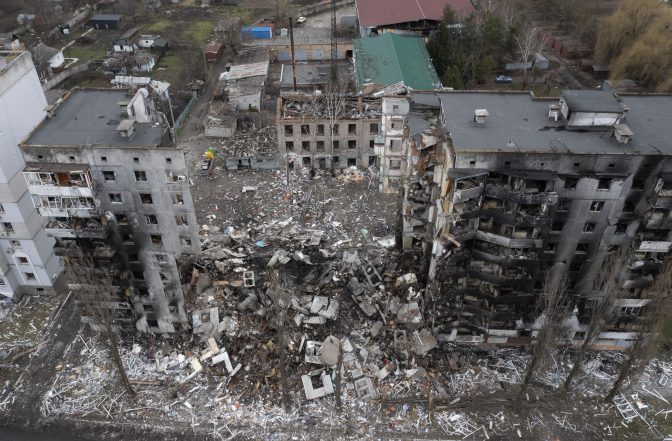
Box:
285;139;376;151
102;170;185;183
284;123;379;136
108;192;184;205
35;155;174;164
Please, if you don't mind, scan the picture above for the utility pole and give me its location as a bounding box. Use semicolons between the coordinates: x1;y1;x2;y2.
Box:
289;17;297;92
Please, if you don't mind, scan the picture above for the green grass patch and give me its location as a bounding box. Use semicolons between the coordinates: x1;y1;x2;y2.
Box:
154;54;184;81
146;19;171;32
185;20;215;43
65;46;107;64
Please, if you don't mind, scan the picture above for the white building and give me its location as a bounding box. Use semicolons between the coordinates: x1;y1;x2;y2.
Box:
0;51;63;299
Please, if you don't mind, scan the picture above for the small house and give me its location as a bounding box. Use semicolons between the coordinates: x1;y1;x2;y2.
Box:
204;42;224;62
150;37;169;56
113;38;134;52
32;42;65;70
91;14;123;29
138;35;159;48
133;51;156;73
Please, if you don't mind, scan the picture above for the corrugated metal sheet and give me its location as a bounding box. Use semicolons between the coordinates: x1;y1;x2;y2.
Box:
355;0;475;28
241;26;273;40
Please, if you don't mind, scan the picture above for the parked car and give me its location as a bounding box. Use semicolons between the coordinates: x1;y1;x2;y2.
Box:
296;17;307;24
495;75;513;83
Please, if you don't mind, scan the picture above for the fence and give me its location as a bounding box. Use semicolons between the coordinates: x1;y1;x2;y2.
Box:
42;62;93;91
175;92;198;129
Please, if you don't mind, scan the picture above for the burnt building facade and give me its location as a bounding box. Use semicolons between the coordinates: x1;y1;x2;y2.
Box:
276;95;382;170
390;89;672;349
20;88;200;333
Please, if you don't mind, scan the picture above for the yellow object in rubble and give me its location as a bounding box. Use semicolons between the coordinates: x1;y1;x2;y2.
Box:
204;150;215;161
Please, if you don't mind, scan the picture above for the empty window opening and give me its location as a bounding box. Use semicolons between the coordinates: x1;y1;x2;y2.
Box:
101;156;107;162
583;222;596;233
284;125;293;135
68;156;75;160
2;223;14;234
173;193;184;205
137;288;149;296
369;139;375;148
552;222;563;232
576;243;590;253
103;171;115;181
570;261;582;272
615;223;628;235
348;140;357;150
301;124;310;135
134;170;147;181
331;124;339;135
317;124;325;136
115;213;129;224
544;243;557;253
332;140;339;149
285;141;294;151
140;193;153;204
133;271;144;280
316;141;324;151
348;124;356;134
143;304;154;312
590;201;605;212
150;234;162;245
369;123;379;134
302;141;310;151
129;253;139;262
564;177;578;189
608;163;615;168
166;157;172;163
369;156;376;166
390;159;401;170
175;215;189;225
10;240;21;248
18;256;29;264
598;178;612;190
302;157;311;167
133;157;139;163
347;158;357;166
181;237;192;246
24;272;36;281
145;214;158;224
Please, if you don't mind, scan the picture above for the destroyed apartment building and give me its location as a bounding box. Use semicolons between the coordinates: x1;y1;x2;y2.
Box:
0;50;63;299
387;88;672;348
19;87;200;333
277;94;383;170
205;59;269;138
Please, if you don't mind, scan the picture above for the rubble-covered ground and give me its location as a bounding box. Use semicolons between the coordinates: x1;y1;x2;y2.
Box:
27;156;672;440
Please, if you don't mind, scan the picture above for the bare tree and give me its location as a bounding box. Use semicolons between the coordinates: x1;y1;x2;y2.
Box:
563;248;629;391
605;258;672;402
308;83;347;174
215;15;242;56
514;26;547;90
268;270;291;411
520;271;569;397
66;256;136;397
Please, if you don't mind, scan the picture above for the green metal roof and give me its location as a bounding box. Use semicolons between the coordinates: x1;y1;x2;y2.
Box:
353;33;442;92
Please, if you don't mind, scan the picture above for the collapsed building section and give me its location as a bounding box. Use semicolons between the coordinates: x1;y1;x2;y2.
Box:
20;88;200;333
277;94;382;170
389;89;672;348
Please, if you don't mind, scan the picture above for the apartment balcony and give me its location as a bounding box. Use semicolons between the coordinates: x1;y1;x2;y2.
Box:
45;219;108;239
475;230;543;248
24;163;94;198
484;186;558;205
645;213;672;229
480;209;551;228
453;185;483;203
471;248;538;269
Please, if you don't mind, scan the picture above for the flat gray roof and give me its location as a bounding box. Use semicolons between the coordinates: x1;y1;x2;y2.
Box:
24;89;167;148
410;91;672;155
561;90;623;113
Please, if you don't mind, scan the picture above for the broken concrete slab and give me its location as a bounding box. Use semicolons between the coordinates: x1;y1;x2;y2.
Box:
395;273;418;286
304;341;322;364
302;371;334;400
397;302;423;326
267;249;291;267
310;296;329;314
370;321;384;337
411;329;437;356
212;350;234;373
309;230;324;246
317;335;340;366
243;271;255;287
303;315;327;325
354;377;379;401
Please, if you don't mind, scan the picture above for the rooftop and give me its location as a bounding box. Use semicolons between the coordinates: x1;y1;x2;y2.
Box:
560;90;623;113
354;34;442;92
410;90;672;155
23;89;168;148
91;14;121;21
355;0;475;28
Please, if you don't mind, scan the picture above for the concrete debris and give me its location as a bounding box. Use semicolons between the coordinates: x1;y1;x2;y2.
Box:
302;371;334;400
411;329;437;356
317;336;340;366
